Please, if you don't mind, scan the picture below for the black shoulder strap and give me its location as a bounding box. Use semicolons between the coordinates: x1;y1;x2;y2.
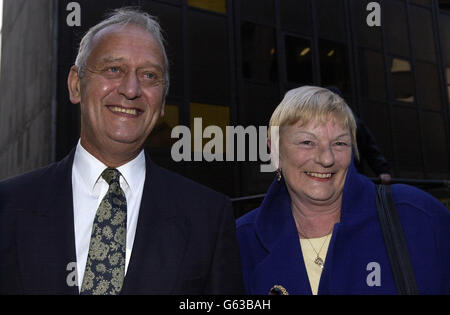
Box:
375;184;419;295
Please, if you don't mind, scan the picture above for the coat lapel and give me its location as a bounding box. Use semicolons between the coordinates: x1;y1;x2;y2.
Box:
248;160;400;295
250;228;312;295
121;152;190;294
17;149;78;294
250;178;312;295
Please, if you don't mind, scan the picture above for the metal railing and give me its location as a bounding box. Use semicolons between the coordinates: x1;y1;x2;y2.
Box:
230;177;450;203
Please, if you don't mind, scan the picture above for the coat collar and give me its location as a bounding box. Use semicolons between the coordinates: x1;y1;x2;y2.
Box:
254;159;367;251
250;160;370;294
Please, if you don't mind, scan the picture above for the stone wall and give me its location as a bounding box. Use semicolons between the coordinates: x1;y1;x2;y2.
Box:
0;0;56;179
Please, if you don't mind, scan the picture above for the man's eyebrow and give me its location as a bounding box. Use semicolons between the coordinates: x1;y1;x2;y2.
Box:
98;57;164;72
99;57;124;63
143;63;164;73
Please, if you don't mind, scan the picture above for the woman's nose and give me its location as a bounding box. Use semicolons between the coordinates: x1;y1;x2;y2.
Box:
316;145;335;167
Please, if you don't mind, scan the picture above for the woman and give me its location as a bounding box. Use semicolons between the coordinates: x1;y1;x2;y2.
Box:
236;86;450;295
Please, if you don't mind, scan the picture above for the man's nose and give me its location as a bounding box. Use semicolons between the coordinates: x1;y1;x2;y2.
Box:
117;71;142;99
316;145;335;168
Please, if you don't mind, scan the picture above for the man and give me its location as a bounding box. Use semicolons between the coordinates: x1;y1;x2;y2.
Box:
0;8;244;295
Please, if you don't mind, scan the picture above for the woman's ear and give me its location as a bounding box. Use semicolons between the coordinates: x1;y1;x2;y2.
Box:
67;66;81;104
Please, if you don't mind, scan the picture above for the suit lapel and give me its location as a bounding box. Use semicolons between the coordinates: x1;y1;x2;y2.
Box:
17;149;78;294
121;153;190;294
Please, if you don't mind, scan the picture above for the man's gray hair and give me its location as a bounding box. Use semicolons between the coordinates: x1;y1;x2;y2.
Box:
74;7;170;96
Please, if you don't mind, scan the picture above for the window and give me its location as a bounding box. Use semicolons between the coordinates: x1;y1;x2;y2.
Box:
319;40;350;95
241;82;279;126
352;0;382;49
142;2;183;98
188;0;226;14
422;112;449;176
158;0;180;4
410;6;436;62
385;1;410;56
440;14;450;65
390;58;414;103
359;49;386;100
446;67;450;102
240;0;274;25
146;104;179;149
285;36;313;85
189;10;229;103
279;0;312;36
188;103;233;196
440;0;450;13
411;0;431;6
316;0;346;41
415;62;442;110
241;22;277;82
190;102;230;155
392;107;423;177
362;102;394;167
78;0;134;32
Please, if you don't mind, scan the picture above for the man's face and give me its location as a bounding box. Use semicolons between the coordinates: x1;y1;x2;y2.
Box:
68;24;166;161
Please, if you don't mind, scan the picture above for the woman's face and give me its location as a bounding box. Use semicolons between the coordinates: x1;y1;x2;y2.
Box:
278;116;352;207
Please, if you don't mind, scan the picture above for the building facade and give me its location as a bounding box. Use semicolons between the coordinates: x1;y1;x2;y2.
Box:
1;0;450;215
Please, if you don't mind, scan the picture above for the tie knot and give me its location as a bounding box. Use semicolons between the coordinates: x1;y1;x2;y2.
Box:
101;168;121;185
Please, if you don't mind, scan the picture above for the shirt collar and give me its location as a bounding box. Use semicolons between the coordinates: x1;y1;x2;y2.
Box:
116;148;146;194
73;139;146;193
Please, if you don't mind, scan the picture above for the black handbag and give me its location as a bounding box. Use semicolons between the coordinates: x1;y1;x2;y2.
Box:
375;184;419;295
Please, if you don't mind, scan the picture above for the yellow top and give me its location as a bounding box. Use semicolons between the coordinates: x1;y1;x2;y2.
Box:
299;233;332;295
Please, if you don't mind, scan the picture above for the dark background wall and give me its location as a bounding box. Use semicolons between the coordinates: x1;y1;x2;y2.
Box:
2;0;450;214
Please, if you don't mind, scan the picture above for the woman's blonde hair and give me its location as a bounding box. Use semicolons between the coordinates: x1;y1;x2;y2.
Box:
268;86;359;169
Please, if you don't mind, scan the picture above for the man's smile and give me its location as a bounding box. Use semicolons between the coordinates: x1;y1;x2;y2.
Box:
106;105;142;117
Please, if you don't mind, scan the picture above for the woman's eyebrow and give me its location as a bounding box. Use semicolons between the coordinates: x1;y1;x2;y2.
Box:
294;131;350;139
295;131;317;138
333;133;351;140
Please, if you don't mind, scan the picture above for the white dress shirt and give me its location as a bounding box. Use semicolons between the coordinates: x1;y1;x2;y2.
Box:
72;140;145;290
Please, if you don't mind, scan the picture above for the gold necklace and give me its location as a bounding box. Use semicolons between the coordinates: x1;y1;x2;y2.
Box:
298;228;333;269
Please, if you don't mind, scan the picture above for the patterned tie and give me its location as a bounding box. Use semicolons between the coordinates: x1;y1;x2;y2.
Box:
80;168;127;295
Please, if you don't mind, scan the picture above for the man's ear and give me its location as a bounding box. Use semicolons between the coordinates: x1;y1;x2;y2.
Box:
160;99;166;117
68;65;82;104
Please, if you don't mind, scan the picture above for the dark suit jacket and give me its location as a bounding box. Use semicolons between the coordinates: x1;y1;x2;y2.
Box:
0;148;244;294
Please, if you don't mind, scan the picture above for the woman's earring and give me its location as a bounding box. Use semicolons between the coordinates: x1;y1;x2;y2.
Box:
277;168;282;182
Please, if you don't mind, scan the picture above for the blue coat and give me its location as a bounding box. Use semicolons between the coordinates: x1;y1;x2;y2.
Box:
236;162;450;294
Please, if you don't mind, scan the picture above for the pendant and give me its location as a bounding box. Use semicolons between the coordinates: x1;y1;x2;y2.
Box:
314;256;324;268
